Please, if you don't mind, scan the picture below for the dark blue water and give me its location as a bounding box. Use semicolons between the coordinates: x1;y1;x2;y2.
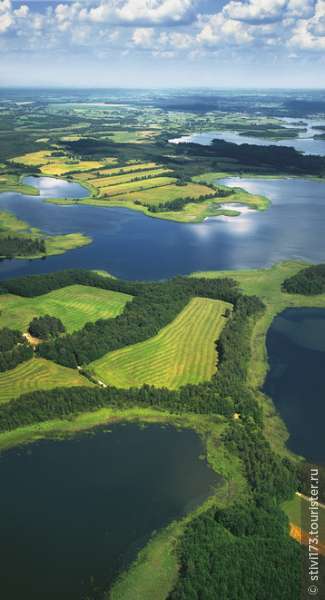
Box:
263;308;325;462
0;176;325;280
0;423;219;600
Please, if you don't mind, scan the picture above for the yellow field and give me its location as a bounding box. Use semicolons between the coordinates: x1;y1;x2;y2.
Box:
89;169;172;189
11;150;54;166
40;161;103;176
10;150;104;175
78;162;159;180
100;176;177;197
0;285;131;333
90;297;231;389
124;182;214;205
0;358;93;404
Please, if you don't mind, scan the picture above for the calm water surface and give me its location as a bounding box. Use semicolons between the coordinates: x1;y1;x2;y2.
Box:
263;308;325;462
0;175;325;280
0;423;219;599
169;119;325;155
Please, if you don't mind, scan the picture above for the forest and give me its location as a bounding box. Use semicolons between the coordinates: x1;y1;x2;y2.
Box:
282;263;325;294
0;236;46;258
174;139;325;176
168;420;300;599
168;500;301;599
0;327;32;373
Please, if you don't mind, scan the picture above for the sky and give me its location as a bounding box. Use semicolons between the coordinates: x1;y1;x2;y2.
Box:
1;0;325;87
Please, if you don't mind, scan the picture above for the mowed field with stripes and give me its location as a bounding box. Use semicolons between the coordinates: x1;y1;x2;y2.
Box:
0;285;132;333
0;358;94;403
76;161;215;207
90;297;231;389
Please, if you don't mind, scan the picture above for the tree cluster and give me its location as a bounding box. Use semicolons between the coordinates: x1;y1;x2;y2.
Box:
28;315;65;340
0;236;46;258
282;264;325;295
0;327;32;373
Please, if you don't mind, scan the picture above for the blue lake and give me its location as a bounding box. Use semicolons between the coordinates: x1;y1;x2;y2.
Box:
0;175;325;280
0;423;219;599
263;308;325;463
169;119;325;156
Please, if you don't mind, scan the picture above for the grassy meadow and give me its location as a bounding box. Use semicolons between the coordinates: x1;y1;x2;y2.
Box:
0;357;93;403
90;297;231;389
0;285;131;333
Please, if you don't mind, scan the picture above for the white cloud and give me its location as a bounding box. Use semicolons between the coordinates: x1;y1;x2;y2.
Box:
132;26;154;46
0;0;30;33
290;0;325;48
117;0;194;25
224;0;287;23
223;0;315;24
0;0;13;33
197;13;253;45
73;0;195;26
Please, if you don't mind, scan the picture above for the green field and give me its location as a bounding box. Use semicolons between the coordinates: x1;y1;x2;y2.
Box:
0;285;132;333
0;357;93;403
90;297;230;389
191;261;325;455
77;162;159;180
90;168;172;189
100;176;177;197
124;182;214;206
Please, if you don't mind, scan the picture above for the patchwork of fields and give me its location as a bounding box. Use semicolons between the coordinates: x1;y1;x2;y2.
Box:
74;160;218;210
10;150;116;176
90;297;231;389
0;285;132;333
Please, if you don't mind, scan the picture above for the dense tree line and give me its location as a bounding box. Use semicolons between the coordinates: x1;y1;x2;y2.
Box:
143;193;217;213
282;264;325;295
0;327;24;352
223;420;298;501
28;315;65;340
0;269;143;297
0;236;46;258
175;139;325;176
0;384;231;433
0;327;32;372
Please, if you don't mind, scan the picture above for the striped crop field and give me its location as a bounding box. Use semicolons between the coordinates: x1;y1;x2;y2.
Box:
124;182;215;206
0;285;132;333
78;162;160;180
89;168;173;189
0;358;93;404
90;297;231;389
99;176;177;197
